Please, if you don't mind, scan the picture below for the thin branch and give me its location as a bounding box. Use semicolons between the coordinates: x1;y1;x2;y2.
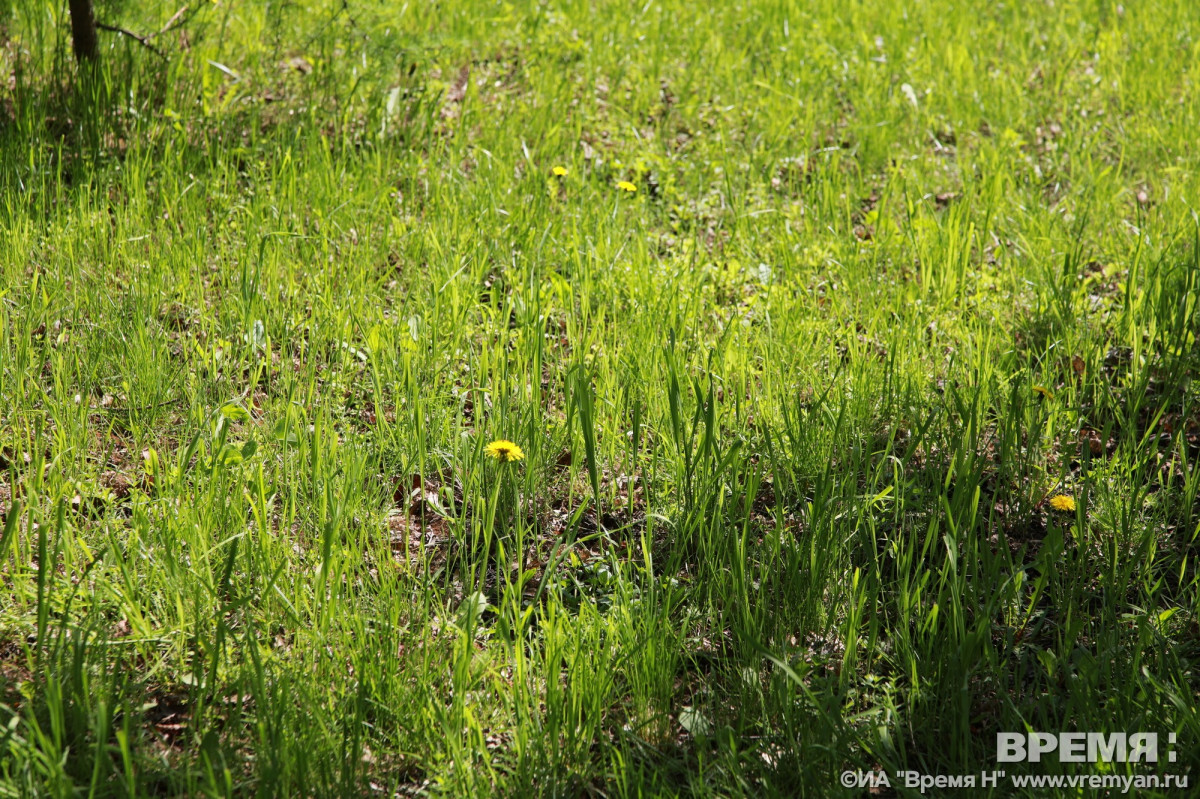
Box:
152;5;191;40
95;22;168;60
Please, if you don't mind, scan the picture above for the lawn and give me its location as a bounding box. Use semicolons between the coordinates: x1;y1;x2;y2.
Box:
1;0;1199;795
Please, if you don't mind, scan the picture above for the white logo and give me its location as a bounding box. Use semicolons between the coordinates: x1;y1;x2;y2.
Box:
997;732;1178;763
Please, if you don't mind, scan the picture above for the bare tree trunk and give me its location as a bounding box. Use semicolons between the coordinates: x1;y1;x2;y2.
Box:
68;0;99;62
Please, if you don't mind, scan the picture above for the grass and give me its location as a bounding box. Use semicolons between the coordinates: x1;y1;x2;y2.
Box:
1;0;1199;795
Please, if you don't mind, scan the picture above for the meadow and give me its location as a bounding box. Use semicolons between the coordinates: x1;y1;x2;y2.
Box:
1;0;1199;795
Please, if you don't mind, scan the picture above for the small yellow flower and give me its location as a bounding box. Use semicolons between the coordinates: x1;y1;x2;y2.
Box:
1048;494;1076;513
552;166;568;177
485;440;525;463
616;180;637;193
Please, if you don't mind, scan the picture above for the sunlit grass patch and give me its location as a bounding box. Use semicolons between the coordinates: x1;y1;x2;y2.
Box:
1;0;1199;795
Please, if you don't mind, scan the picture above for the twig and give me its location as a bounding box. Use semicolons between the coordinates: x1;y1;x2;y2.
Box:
95;22;168;60
152;5;191;40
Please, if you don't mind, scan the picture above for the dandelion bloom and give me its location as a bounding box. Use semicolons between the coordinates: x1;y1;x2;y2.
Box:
617;180;637;193
1048;494;1076;512
552;166;568;177
485;440;525;463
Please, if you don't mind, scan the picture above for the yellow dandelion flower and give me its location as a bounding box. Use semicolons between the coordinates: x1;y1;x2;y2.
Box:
485;440;525;463
1048;494;1076;513
616;180;637;193
552;166;568;177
